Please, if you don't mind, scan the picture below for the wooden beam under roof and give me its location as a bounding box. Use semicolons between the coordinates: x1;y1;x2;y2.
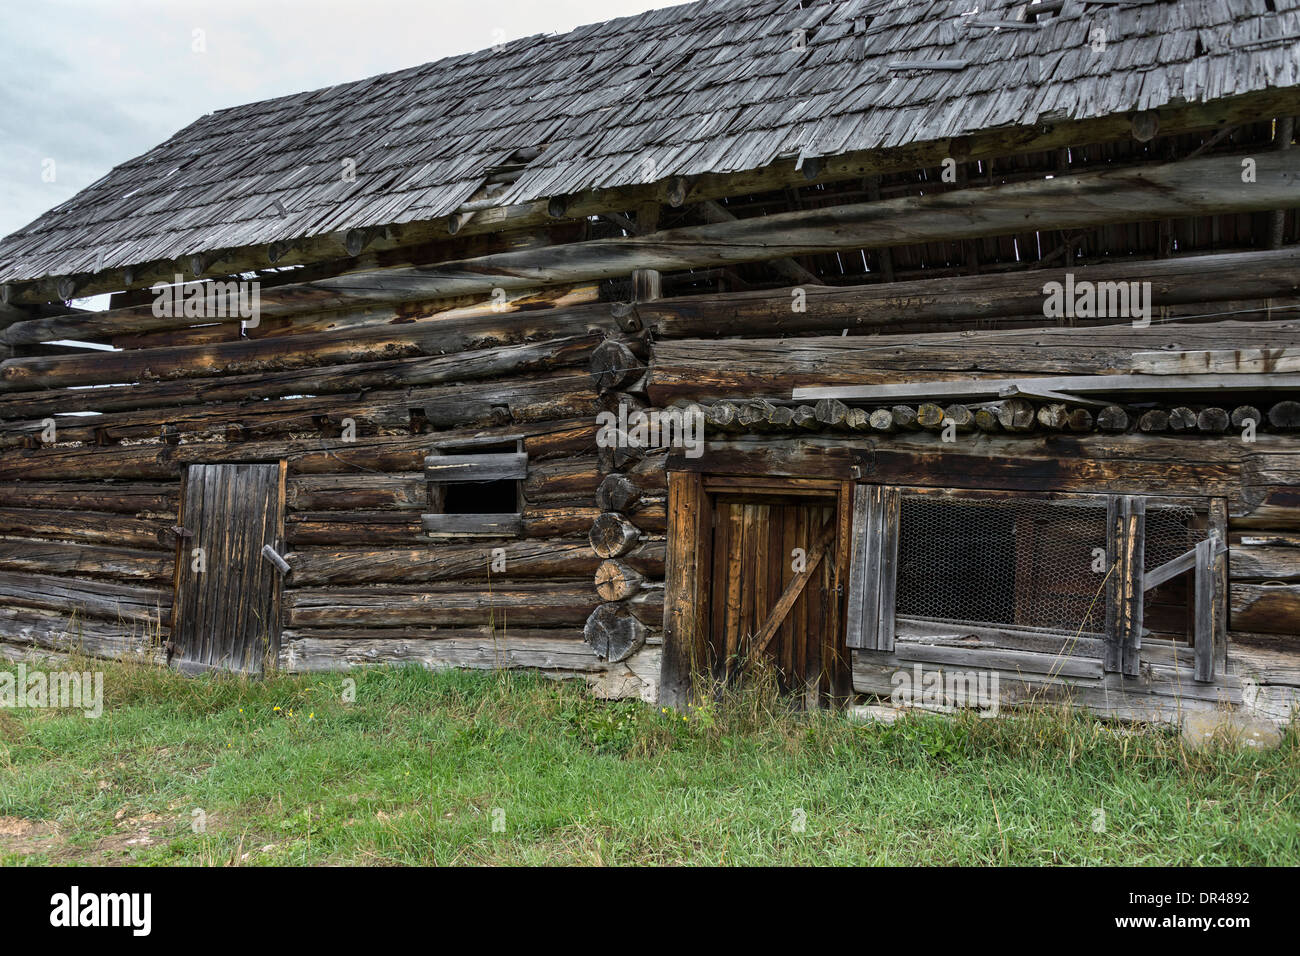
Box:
6;149;1297;343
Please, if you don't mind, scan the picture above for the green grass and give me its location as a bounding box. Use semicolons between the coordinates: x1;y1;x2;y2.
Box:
0;655;1297;865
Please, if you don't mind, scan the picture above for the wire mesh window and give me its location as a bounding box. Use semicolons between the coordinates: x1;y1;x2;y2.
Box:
1143;503;1208;643
895;493;1110;636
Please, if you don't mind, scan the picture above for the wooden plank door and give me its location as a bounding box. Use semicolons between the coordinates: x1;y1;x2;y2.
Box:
172;463;287;673
706;495;849;704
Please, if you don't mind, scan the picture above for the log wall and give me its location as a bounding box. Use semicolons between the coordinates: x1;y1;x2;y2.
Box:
0;292;667;699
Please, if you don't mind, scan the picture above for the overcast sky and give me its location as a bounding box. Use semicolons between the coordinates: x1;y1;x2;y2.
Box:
0;0;666;240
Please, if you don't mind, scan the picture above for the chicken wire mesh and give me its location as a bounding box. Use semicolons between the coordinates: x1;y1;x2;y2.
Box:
1144;504;1203;574
895;493;1112;636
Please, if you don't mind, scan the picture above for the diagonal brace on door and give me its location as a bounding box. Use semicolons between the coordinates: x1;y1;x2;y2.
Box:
746;520;838;662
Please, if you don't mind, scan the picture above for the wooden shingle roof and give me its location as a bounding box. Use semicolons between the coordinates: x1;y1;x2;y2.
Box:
2;0;1298;284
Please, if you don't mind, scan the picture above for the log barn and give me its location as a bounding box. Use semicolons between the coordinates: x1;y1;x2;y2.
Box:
1;0;1299;725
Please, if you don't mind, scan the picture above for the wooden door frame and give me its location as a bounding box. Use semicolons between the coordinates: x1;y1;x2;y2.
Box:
658;471;854;707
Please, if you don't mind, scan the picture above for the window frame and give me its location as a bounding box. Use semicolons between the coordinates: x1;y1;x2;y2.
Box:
846;484;1227;683
421;438;527;538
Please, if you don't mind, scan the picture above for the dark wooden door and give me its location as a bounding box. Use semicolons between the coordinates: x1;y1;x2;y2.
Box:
172;463;286;673
707;495;848;703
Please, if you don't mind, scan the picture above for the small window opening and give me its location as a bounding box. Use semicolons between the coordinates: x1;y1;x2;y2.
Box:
429;440;523;516
442;478;519;515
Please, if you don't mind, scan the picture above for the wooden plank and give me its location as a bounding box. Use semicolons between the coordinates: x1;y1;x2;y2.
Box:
1194;539;1217;683
421;514;523;537
844;485;873;650
1104;495;1121;672
749;520;835;658
1120;496;1146;678
877;486;901;653
424;452;528;482
1144;547;1197;591
893;641;1104;681
1132;348;1300;375
793;372;1300;404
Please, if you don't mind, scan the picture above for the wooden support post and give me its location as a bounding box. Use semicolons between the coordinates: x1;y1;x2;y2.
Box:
632;201;662;303
659;472;710;708
1269;116;1295;249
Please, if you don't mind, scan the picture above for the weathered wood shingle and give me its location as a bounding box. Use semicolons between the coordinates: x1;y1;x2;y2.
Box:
1;0;1298;283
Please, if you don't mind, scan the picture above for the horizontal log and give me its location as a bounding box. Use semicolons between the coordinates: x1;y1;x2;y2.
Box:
0;482;177;514
107;282;602;350
1229;545;1300;581
278;630;603;673
648;320;1300;403
0;539;174;582
287;473;426;511
285;539;665;586
645;248;1300;338
0;605;166;661
0;417;593;482
522;457;600;503
521;504;601;538
0;571;170;624
0;372;596;448
0;334;598;419
670;432;1300;498
1231;582;1300;634
0;305;612;392
0;508;173;549
284;584;598;628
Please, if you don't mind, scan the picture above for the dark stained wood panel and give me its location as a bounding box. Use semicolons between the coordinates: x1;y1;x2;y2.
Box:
172;462;286;673
707;494;847;703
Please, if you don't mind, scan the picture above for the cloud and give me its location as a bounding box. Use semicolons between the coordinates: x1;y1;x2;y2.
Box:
0;0;662;238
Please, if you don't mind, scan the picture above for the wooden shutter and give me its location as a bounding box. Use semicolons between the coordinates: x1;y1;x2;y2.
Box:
845;484;900;651
1107;495;1227;683
1105;495;1145;676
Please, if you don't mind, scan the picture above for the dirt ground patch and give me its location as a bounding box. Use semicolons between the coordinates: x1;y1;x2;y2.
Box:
0;815;62;857
0;812;181;864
